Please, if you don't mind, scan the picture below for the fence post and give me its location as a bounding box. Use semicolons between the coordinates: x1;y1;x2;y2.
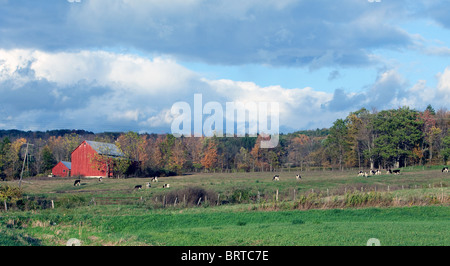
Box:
276;190;279;202
51;200;54;209
197;197;202;206
3;200;7;212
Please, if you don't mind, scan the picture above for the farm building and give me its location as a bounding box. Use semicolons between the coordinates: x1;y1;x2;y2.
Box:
71;140;125;178
52;161;71;177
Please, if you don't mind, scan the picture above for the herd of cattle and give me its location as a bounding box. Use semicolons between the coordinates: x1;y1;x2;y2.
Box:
357;169;401;177
133;176;171;190
72;175;170;190
72;167;449;189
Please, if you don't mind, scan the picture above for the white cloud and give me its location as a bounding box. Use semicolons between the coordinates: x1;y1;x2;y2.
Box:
437;67;450;102
1;48;449;133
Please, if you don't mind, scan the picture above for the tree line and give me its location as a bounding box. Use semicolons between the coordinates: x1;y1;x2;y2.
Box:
0;105;449;180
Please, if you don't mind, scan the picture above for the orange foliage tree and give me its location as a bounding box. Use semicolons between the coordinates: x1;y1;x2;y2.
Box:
201;139;218;172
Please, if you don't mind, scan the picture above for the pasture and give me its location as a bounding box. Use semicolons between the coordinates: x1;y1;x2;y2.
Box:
0;166;449;246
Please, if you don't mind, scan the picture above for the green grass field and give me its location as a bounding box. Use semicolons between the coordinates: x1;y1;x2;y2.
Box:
0;167;449;246
1;205;449;246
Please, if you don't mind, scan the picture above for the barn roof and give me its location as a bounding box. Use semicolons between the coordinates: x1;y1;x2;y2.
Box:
61;161;72;169
86;141;125;157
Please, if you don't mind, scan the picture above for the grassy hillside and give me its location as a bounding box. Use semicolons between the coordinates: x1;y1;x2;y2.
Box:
1;205;449;246
1;167;449;246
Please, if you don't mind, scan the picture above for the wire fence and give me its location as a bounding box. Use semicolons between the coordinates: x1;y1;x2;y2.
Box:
1;181;448;212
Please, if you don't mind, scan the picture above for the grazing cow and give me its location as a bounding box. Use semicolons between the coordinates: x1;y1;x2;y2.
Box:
442;167;449;173
151;176;159;182
146;182;151;188
273;175;280;181
376;170;382;175
74;180;81;187
296;174;302;180
393;170;401;175
358;171;364;177
364;172;369;178
163;184;170;188
386;169;392;175
134;185;142;190
98;177;103;182
370;170;376;176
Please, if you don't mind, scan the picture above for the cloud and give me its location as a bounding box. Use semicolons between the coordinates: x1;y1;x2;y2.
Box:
0;48;449;133
420;1;450;29
436;67;450;102
0;0;418;68
423;46;450;56
328;70;341;81
321;68;446;113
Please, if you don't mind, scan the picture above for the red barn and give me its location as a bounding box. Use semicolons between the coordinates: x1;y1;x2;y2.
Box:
52;161;71;177
71;140;125;178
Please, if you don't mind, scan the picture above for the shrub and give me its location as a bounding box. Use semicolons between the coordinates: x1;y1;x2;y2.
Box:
230;188;256;203
164;186;218;207
344;191;392;207
0;185;23;210
57;195;89;209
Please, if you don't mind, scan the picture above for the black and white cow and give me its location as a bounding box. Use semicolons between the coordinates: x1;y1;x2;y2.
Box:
370;170;377;176
376;170;382;175
358;171;365;177
442;167;449;173
386;169;393;175
393;170;401;175
151;176;159;182
296;174;302;180
74;180;81;187
163;184;170;188
273;175;280;181
98;177;103;182
134;185;142;190
146;182;151;188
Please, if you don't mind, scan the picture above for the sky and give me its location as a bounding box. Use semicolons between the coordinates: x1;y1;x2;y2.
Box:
0;0;449;134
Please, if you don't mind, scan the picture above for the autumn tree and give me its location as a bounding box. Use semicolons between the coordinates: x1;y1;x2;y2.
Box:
201;139;218;172
184;137;204;172
250;136;263;171
139;135;164;173
1;138;28;179
287;134;310;171
168;138;187;174
116;131;143;162
235;147;251;172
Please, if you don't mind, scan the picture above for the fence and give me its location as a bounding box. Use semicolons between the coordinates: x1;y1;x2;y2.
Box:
1;181;448;212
